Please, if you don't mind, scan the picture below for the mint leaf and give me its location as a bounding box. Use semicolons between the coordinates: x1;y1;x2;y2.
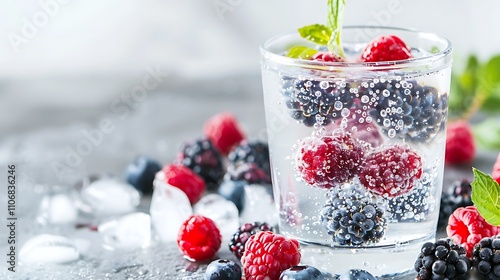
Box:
471;168;500;226
298;24;332;46
478;55;500;112
472;118;500;150
286;46;318;59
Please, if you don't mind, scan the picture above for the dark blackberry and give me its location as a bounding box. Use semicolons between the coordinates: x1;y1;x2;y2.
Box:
414;238;471;280
367;80;448;142
472;235;500;279
228;222;273;259
228;141;271;177
320;185;386;246
179;138;224;190
387;180;430;222
225;163;271;185
438;179;473;228
281;77;354;127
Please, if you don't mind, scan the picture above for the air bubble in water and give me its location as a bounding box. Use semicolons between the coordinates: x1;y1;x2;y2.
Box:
319;81;329;89
341;108;350;118
404;89;411;95
388;129;396;138
305;80;312;87
380;110;387;118
361;95;369;103
314;91;322;97
334;101;343;110
382;89;391;97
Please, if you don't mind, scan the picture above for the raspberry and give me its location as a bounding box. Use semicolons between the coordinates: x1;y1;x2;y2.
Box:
295;132;365;189
228;222;273;260
359;145;422;197
472;235;500;279
177;215;221;261
492;153;500;185
320;184;386;246
225;163;271;185
204;112;245;155
242;231;301;280
414;238;471;280
311;52;342;62
438;179;473;228
159;164;205;204
178;138;224;190
228;141;271;177
361;35;412;62
445;121;475;165
446;206;500;257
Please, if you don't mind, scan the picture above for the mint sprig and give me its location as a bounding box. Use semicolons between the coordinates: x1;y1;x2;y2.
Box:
298;24;332;46
286;46;318;59
471;168;500;226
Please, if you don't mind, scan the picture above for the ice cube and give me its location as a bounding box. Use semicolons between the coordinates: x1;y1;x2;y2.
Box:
37;190;79;225
150;180;193;242
240;184;278;226
19;234;79;264
194;194;239;241
98;212;151;250
80;179;140;217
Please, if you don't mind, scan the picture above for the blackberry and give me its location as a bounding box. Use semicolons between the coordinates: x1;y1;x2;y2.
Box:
179;138;224;190
387;180;430;222
228;222;273;259
225;163;271;185
438;179;473;228
228;141;271;177
367;80;448;142
320;185;386;246
281;77;353;127
414;238;471;280
472;235;500;279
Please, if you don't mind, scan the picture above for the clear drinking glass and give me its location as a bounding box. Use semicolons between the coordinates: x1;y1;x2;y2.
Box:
260;26;452;277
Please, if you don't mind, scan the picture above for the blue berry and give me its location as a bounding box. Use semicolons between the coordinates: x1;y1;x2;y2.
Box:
124;156;161;194
217;180;246;212
279;265;329;280
339;269;376;280
204;259;241;280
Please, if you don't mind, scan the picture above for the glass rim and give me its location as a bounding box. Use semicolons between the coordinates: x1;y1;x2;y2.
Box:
260;26;453;71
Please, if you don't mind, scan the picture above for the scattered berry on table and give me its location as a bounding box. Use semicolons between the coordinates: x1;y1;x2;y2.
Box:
359;144;422;197
365;80;447;142
492;152;500;185
159;164;206;204
311;52;342;62
445;120;475;165
446;206;500;257
228;141;271;177
386;180;430;222
339;269;376;280
124;155;161;194
295;132;365;189
414;238;471;280
177;215;221;261
204;112;245;155
281;77;353;127
217;180;246;212
228;222;273;260
320;184;386;246
178;138;224;190
279;265;329;280
225;162;271;185
361;35;412;62
472;235;500;279
241;231;301;280
438;179;473;228
204;259;242;280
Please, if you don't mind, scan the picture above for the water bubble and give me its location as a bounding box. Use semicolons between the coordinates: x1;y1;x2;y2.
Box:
349;88;358;94
380;110;387;118
361;95;369;103
388;129;396;138
404;89;411;95
341;108;350;118
382;89;391;97
315;91;322;97
334;101;343;110
305;81;312;87
319;81;329;89
366;116;373;123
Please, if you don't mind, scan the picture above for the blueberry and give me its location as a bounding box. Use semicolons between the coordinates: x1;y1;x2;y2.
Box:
279;265;328;280
217;180;246;212
339;269;376;280
124;156;161;194
204;259;241;280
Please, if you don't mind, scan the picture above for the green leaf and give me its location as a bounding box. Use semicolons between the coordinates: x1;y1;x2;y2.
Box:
478;55;500;112
298;24;332;46
286;46;318;59
448;73;467;116
471;168;500;226
472;118;500;150
326;0;345;57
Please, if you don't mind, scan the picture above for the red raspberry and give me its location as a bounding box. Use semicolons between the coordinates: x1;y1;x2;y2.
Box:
204;112;245;155
159;164;205;204
361;35;412;62
177;215;222;261
445;121;475;165
446;206;500;257
359;145;422;197
311;52;342;62
241;231;301;280
491;152;500;185
295;132;365;189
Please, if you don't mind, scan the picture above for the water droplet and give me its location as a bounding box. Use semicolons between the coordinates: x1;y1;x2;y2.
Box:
334;101;343;110
388;129;396;138
341;108;350;118
404;89;411;95
305;81;312;87
361;95;369;103
319;81;329;89
380;110;387;118
382;89;391;97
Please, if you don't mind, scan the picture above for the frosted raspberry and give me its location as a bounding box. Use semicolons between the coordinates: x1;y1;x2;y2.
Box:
295;132;365;189
359;145;422;197
445;121;475;165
